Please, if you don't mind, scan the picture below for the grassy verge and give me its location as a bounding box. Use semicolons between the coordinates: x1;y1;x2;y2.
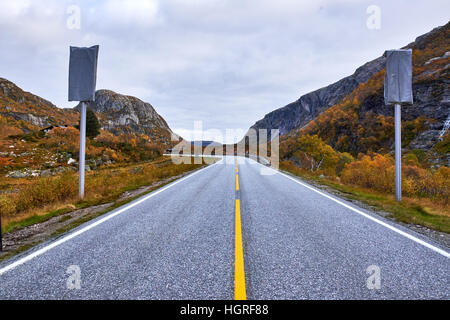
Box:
0;157;214;262
0;156;210;234
2;206;74;234
280;162;450;233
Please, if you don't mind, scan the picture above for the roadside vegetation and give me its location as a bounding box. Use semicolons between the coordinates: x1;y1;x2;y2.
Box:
280;134;450;233
275;29;450;233
0;124;164;176
0;107;208;252
0;157;206;234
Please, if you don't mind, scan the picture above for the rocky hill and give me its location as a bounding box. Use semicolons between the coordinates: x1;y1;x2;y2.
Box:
0;78;79;136
250;56;386;139
0;79;177;175
248;22;450;155
248;22;450;166
76;90;173;145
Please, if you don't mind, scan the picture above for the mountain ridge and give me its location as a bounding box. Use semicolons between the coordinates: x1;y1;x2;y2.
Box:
0;78;177;174
277;22;450;168
0;78;175;146
248;22;450;149
0;77;79;131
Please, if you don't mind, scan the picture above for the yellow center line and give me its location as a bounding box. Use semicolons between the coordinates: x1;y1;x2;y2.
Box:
234;161;246;300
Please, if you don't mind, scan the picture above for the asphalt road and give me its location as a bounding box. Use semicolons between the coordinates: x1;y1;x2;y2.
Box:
0;156;448;299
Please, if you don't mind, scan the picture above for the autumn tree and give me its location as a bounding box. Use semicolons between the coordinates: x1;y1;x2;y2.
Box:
291;135;341;175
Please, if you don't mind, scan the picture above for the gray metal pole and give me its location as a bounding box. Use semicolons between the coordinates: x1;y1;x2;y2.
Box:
79;102;87;199
395;103;402;202
0;213;3;252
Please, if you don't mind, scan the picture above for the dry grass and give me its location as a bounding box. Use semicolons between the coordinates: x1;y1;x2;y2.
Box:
0;157;207;233
281;160;450;233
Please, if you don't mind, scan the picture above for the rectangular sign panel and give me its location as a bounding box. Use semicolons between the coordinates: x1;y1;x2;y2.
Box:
384;49;413;105
68;45;99;102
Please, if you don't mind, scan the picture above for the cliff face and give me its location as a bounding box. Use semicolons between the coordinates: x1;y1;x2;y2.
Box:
250;56;386;138
248;22;450;154
276;22;450;167
84;90;170;131
77;90;173;141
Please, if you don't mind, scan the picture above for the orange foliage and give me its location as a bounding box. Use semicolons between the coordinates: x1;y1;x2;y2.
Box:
96;130;119;146
341;154;449;203
87;145;103;157
0;125;22;139
0;115;23;138
341;154;395;193
0;157;11;166
42;127;80;154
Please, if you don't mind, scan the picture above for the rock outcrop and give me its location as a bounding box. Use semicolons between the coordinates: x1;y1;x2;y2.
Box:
249;56;386;139
0;78;79;129
77;90;173;140
247;22;450;150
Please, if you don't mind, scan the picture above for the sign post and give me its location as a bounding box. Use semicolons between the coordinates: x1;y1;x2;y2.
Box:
384;49;413;202
395;103;402;201
69;45;99;199
0;213;2;252
79;102;87;198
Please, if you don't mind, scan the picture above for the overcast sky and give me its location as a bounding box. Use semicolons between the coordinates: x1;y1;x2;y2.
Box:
0;0;449;143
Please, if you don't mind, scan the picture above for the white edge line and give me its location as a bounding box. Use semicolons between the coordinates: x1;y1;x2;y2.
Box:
0;160;222;276
248;158;450;259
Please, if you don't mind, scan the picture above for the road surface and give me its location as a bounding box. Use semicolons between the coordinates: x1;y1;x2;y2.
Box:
0;157;448;299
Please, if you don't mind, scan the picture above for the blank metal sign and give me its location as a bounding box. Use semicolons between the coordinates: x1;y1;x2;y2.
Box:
68;45;99;102
384;49;413;105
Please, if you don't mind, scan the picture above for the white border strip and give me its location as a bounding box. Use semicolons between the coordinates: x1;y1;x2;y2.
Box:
249;158;450;258
0;161;221;276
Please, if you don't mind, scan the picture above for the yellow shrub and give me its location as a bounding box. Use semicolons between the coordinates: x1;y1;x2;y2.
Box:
341;155;449;203
42;127;80;154
341;154;395;193
14;173;77;214
0;195;16;216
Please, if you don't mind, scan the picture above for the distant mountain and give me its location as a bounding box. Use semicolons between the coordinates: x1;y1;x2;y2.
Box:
191;141;222;147
247;22;450;164
76;90;174;146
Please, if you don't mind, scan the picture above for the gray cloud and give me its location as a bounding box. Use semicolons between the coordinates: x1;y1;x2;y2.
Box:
1;0;449;143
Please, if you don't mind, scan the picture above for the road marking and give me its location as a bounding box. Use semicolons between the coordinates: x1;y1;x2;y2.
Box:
0;160;222;276
248;158;450;259
234;161;247;300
